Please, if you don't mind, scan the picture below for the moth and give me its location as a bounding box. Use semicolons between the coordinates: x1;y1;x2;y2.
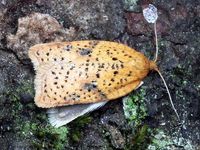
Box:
29;40;178;127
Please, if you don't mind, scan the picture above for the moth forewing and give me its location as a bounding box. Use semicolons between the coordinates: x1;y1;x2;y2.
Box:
29;41;152;108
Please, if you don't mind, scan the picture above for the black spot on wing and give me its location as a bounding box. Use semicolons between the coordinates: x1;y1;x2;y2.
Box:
113;71;118;75
79;48;92;56
89;40;99;48
97;89;107;100
36;51;40;56
112;57;118;61
96;73;100;78
68;93;81;101
84;81;97;92
63;45;73;51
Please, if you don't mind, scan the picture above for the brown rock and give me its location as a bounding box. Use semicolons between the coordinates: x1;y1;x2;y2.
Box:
6;12;76;60
169;5;188;22
126;12;150;35
105;124;125;149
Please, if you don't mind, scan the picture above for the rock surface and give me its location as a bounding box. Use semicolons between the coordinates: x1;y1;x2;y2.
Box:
0;0;199;149
6;12;76;61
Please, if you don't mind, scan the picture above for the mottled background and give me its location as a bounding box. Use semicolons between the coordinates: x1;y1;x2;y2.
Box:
0;0;199;149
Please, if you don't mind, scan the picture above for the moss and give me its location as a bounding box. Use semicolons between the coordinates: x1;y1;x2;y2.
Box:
4;81;33;121
44;126;68;150
72;115;92;127
132;125;151;149
124;125;153;150
30;125;68;150
9;80;34;102
5;80;69;150
69;115;92;142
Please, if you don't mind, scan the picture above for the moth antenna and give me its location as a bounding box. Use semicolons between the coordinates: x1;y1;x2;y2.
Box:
154;22;159;62
154;68;180;121
151;21;180;121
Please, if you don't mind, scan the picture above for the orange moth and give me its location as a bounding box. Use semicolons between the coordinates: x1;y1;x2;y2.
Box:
29;40;179;127
29;41;157;108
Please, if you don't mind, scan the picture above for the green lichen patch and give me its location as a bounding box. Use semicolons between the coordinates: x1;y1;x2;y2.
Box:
147;129;195;150
123;0;140;11
123;88;147;126
148;129;173;150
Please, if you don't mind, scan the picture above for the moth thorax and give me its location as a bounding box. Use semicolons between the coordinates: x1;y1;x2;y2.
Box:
149;61;158;71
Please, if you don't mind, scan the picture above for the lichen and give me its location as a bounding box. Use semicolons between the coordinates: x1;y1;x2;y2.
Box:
148;130;173;150
123;0;140;12
123;88;147;126
122;85;196;150
147;129;195;150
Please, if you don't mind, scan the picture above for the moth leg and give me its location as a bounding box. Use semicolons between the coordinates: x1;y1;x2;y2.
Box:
47;101;108;127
